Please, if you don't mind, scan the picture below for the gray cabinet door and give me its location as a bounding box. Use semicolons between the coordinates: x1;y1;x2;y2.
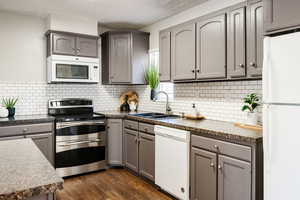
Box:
191;147;217;200
159;31;171;82
52;33;76;56
264;0;300;33
247;0;263;78
228;7;246;78
26;133;54;165
138;132;155;181
124;129;138;172
196;14;227;80
171;23;196;81
76;37;98;57
218;155;251;200
109;33;132;83
107;119;123;166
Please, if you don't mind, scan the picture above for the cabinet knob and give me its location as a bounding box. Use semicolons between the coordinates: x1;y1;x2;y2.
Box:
181;187;185;193
239;64;245;68
144;128;148;132
250;62;257;68
196;69;200;73
210;163;215;168
214;145;219;149
23;128;28;133
218;165;222;170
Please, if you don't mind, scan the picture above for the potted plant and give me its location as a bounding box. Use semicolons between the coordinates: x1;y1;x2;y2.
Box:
145;66;160;100
2;98;18;117
242;93;260;125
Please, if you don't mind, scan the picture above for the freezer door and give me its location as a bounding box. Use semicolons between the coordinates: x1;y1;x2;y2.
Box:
264;104;300;200
263;32;300;104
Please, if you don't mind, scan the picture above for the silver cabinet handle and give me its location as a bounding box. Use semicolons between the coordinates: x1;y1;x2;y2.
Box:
250;62;257;68
192;69;195;73
239;64;245;68
218;165;222;170
214;145;218;149
23;128;28;133
210;163;215;168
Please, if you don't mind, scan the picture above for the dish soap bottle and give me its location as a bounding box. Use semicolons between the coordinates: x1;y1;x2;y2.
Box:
191;103;200;118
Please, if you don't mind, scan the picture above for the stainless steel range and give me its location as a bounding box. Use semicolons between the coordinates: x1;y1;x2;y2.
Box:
48;98;106;178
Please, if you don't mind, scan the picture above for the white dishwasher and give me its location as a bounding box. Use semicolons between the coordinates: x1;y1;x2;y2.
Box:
155;125;190;200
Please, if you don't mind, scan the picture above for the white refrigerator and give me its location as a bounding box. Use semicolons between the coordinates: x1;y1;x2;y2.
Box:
263;32;300;200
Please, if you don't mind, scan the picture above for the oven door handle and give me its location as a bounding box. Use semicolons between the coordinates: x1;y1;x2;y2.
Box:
57;121;105;129
58;139;103;147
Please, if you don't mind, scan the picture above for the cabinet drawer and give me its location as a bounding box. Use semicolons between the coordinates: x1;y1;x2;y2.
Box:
124;120;139;131
139;123;154;135
191;134;251;162
0;123;53;137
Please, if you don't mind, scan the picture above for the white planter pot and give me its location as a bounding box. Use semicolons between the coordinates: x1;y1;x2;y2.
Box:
246;112;258;126
0;107;8;118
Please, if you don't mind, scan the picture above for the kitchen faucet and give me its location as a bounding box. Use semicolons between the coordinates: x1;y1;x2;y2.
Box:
154;91;172;114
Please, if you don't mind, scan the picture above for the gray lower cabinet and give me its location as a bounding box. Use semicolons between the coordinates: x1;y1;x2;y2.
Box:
101;31;149;85
46;31;98;58
26;133;54;165
191;147;217;200
123;128;139;172
107;119;123;166
218;155;251;200
247;0;264;78
171;23;196;81
264;0;300;34
0;123;54;166
159;30;171;82
196;13;227;80
138;132;155;181
228;5;247;78
191;134;262;200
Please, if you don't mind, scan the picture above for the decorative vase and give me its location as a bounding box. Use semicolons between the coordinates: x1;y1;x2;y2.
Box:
7;107;15;117
246;112;258;126
150;89;157;101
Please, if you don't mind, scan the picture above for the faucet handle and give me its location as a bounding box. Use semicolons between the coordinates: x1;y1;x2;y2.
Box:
179;112;185;118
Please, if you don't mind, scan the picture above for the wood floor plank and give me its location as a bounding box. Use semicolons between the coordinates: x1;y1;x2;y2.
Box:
56;168;174;200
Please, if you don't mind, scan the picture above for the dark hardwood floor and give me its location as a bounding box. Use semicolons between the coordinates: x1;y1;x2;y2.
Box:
56;168;174;200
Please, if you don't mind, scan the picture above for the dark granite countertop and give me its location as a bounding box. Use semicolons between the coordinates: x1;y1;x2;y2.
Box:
0;138;63;200
0;115;55;127
97;110;262;144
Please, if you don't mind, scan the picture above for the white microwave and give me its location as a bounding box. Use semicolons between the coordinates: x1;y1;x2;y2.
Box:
47;55;100;83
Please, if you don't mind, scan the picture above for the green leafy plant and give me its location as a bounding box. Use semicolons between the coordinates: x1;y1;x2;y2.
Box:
242;93;260;113
145;66;160;89
2;98;18;109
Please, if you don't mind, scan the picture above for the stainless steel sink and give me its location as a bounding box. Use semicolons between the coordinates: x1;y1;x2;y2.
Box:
130;112;179;119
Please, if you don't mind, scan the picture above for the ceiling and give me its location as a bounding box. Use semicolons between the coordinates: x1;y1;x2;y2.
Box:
0;0;209;29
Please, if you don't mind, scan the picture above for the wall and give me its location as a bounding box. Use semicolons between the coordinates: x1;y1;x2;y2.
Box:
46;14;98;36
0;12;128;115
141;0;244;49
0;11;47;82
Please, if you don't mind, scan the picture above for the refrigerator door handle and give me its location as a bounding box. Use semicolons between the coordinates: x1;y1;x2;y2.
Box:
263;104;272;172
263;37;271;103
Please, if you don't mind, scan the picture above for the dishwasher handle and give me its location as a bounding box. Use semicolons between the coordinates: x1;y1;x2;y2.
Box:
155;131;188;142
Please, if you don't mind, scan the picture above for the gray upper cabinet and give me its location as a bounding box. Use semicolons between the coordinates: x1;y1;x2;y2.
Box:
171;23;196;81
52;33;76;56
109;33;132;83
101;31;149;85
138;132;155;181
228;6;247;78
218;155;251;200
247;0;264;78
159;31;171;82
26;133;54;165
196;14;227;80
264;0;300;34
76;37;98;57
46;30;98;58
107;119;123;166
191;147;217;200
124;128;139;172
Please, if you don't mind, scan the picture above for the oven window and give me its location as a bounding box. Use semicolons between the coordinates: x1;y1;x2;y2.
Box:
56;146;105;168
57;124;105;136
56;64;89;79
